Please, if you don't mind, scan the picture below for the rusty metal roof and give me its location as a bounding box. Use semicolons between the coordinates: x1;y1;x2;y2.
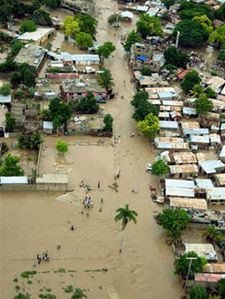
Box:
170;197;207;210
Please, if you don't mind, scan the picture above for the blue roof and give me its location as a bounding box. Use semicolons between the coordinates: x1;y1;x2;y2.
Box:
137;55;147;61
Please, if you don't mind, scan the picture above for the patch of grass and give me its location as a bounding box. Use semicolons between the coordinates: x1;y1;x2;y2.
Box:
64;285;73;293
13;278;18;282
39;294;56;299
71;288;87;298
41;271;50;274
68;270;77;273
21;270;37;279
46;288;52;292
27;280;33;284
54;268;66;273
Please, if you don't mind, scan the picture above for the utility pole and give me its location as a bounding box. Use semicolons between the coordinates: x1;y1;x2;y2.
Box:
176;31;180;49
184;257;197;289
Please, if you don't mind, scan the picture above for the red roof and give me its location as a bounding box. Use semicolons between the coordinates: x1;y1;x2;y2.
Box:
178;69;193;80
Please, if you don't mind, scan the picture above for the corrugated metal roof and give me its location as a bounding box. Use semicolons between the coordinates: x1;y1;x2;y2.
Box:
214;173;225;186
195;179;214;189
210;133;221;144
172;152;197;164
170;197;207;210
165;179;196;189
169;164;198;174
200;160;225;174
158;91;175;98
159;121;178;129
190;135;210;144
0;176;28;184
182;107;197;115
204;263;225;273
195;273;224;282
183;128;209;136
206;188;225;200
43;121;53;130
166;187;195;197
220;145;225;158
0;94;11;103
181;121;200;129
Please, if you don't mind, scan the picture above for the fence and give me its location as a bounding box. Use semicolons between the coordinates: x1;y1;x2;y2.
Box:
46;73;79;79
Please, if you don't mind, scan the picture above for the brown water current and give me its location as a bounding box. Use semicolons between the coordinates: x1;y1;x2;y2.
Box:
0;1;183;298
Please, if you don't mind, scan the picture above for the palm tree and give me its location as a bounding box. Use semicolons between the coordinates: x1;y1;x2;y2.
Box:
114;204;138;252
203;226;223;243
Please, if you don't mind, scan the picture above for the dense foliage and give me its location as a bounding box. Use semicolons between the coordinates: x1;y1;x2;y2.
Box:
103;114;113;132
55;139;68;153
137;113;159;139
136;14;163;38
181;70;201;93
164;47;189;68
20;20;37;33
194;93;213;115
152;159;170;176
97;68;114;90
75;92;99;114
49;98;72;130
0;154;24;176
5;112;16;132
18;133;42;150
157;208;190;241
189;286;208;299
97;42;116;64
124;30;141;52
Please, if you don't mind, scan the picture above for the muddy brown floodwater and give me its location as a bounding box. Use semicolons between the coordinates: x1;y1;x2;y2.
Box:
0;1;183;298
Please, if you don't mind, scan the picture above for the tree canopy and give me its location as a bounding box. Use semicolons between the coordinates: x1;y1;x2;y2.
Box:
152;159;170;176
97;42;116;64
44;0;59;9
33;8;52;26
49;98;72;130
173;19;209;47
194;93;213;115
218;278;225;298
137;113;159;140
203;226;223;243
218;50;225;62
75;92;99;114
157;208;190;241
209;24;225;48
181;70;201;94
55;139;68;153
97;68;114;90
18;133;42;150
189;286;208;299
136;14;163;38
103;114;113;132
115;204;138;230
0;83;11;96
61;16;80;38
75;32;93;49
20;20;36;33
164;47;189;68
178;1;213;20
5;112;16;133
124;30;141;52
108;14;123;26
162;0;175;9
192;15;213;34
0;154;24;176
174;251;207;278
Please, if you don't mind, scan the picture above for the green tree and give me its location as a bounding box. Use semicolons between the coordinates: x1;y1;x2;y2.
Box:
5;112;16;132
49;98;72;130
175;251;207;278
103;114;113;132
164;47;189;68
214;3;225;21
97;68;114;90
209;25;225;48
108;13;123;26
133;100;159;121
173;19;209;47
115;204;138;252
165;64;177;72
55;139;68;153
140;67;152;76
136;14;163;38
0;83;11;96
13;293;30;299
162;0;175;9
20;20;36;33
0;154;24;176
203;226;223;243
152;159;169;176
46;42;52;51
181;70;201;93
75;92;99;114
178;1;213;20
61;16;80;38
18;133;42;150
137;113;159;140
74;13;97;37
124;30;141;52
0;4;13;23
157;208;191;242
192;15;213;34
218;278;225;298
131;91;149;107
23;69;36;87
218;50;225;63
33;8;52;26
194;93;213;115
71;288;87;299
190;84;204;98
97;42;116;64
44;0;58;8
75;32;93;50
189;286;207;299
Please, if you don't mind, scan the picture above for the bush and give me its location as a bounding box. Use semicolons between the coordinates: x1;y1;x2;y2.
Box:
164;47;189;68
75;92;99;114
211;71;217;76
181;70;201;93
1;142;8;154
194;93;213;115
189;286;207;299
55;139;68;153
18;133;42;150
14;89;25;98
0;83;11;95
218;278;225;298
5;112;16;132
103;114;113;132
20;20;36;33
152;159;169;176
140;67;152;76
71;288;87;298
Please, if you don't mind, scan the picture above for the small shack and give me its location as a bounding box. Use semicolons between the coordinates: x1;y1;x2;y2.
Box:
36;173;68;191
183;243;217;262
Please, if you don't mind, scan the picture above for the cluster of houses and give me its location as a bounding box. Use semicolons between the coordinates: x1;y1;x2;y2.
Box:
116;0;225;292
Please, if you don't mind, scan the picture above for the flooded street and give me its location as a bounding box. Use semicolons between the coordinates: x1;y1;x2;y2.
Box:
0;1;183;298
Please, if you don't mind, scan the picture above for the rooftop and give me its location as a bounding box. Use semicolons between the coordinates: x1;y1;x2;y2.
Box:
195;273;224;283
165;179;196;189
170;197;207;210
0;176;28;184
200;160;225;174
195;179;214;189
206;188;225;200
184;243;217;260
14;44;45;69
169;164;198;174
166;187;195;197
36;173;68;184
18;27;54;42
172;152;197;164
